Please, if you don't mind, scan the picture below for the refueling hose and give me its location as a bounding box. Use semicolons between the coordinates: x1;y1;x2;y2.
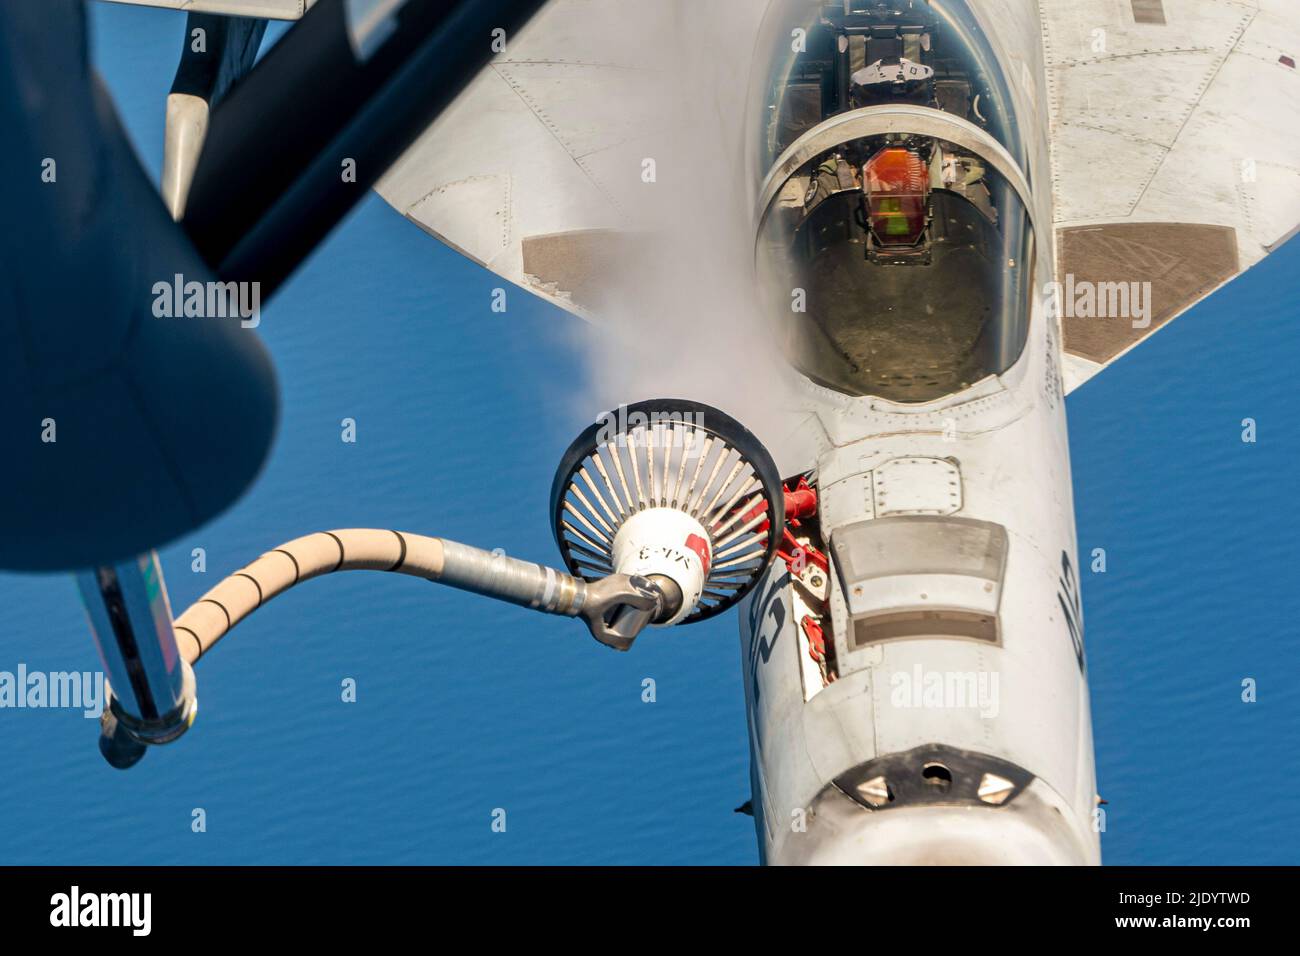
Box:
171;528;664;662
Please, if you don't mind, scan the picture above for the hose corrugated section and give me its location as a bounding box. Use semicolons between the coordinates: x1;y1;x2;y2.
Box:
171;529;585;664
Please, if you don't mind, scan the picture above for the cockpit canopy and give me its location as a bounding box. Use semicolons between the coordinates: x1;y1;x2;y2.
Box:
749;1;1034;403
749;0;1026;185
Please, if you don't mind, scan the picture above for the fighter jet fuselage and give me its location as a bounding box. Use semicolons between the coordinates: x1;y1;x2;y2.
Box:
739;0;1099;865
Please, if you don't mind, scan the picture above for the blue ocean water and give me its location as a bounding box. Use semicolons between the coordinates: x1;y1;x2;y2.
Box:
0;6;1294;865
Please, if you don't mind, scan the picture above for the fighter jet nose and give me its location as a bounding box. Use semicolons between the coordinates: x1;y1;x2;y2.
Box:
777;774;1098;866
805;806;1090;865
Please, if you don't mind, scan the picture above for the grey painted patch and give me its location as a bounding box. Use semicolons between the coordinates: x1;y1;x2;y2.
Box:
831;515;1007;649
833;515;1007;583
1132;0;1166;25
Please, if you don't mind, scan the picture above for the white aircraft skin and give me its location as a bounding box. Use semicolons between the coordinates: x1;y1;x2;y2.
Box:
741;301;1094;865
736;1;1100;865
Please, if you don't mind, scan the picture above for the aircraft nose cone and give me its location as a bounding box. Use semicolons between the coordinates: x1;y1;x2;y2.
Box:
790;803;1094;866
